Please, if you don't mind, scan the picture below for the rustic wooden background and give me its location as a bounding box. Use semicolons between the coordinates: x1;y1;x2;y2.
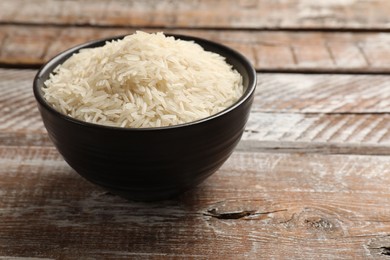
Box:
1;0;390;258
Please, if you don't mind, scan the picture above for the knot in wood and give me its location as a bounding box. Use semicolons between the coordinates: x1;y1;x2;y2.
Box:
304;217;333;231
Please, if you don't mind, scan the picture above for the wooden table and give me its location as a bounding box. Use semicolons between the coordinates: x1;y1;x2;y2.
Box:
2;0;390;258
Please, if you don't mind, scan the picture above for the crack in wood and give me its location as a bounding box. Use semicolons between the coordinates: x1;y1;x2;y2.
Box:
367;235;390;257
379;247;390;256
204;208;287;220
324;41;337;66
355;42;371;67
251;45;259;68
0;33;9;58
289;45;298;65
368;246;390;256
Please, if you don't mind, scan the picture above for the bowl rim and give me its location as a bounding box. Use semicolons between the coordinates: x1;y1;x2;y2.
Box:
33;33;257;132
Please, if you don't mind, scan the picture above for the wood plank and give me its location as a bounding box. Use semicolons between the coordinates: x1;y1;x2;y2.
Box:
254;74;390;113
1;146;390;258
241;113;390;155
2;0;390;30
2;69;390;153
0;69;49;146
2;25;390;73
244;73;390;154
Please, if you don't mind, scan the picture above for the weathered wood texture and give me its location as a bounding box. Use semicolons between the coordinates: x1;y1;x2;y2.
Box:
242;73;390;154
1;0;390;30
2;25;390;73
2;69;390;154
2;1;390;258
1;146;390;258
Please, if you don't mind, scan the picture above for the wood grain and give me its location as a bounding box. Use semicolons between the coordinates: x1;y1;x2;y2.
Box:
1;146;390;258
245;74;390;154
2;26;390;72
2;0;390;258
254;73;390;113
1;69;390;154
2;0;390;30
242;113;390;155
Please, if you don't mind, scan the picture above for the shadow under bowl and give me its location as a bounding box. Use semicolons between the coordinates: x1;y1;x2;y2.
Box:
33;34;257;201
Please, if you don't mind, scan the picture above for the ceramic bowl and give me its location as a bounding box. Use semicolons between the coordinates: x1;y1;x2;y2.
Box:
33;34;257;201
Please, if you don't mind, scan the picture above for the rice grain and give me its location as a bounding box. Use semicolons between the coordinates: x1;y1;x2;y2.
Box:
43;31;243;128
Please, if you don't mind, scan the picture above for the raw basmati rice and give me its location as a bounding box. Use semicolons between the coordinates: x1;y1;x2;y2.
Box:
43;31;243;128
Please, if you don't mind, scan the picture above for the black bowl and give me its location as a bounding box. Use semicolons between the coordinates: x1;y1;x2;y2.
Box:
33;34;257;201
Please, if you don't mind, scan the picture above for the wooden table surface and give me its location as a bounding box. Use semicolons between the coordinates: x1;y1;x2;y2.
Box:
2;0;390;259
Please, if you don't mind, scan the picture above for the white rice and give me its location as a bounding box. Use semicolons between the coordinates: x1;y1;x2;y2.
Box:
43;31;243;128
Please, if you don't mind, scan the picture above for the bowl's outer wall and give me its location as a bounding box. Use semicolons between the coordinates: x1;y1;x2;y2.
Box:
34;34;256;201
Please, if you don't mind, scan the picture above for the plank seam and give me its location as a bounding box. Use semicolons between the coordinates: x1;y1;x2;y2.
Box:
3;22;390;33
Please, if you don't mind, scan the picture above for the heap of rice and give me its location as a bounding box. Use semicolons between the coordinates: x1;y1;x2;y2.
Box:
43;31;243;128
